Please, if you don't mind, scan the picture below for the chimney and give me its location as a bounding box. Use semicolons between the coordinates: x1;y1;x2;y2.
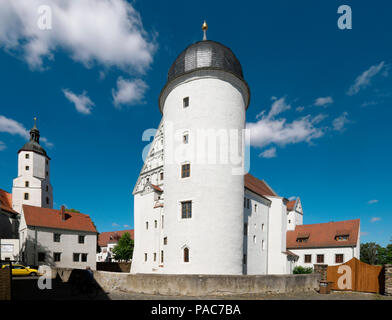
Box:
60;205;66;221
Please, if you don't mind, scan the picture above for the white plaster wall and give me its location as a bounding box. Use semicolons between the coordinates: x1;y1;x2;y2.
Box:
287;210;303;231
0;239;20;260
267;197;289;274
244;189;269;275
21;225;96;270
291;246;358;267
12;151;53;213
131;191;164;273
161;70;248;275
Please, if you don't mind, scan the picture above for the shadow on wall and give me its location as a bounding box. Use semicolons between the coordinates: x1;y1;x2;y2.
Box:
21;237;55;269
97;262;131;273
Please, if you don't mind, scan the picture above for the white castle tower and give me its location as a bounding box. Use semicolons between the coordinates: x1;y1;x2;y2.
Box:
12;118;53;213
131;22;250;275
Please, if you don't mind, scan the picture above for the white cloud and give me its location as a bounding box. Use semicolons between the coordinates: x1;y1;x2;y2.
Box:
112;77;148;108
367;199;379;204
112;222;120;227
0;141;6;151
296;106;305;112
63;89;94;115
259;147;277;158
347;62;386;95
370;217;381;223
288;196;297;201
332;112;350;132
0;0;156;73
123;224;130;228
314;96;333;107
0;115;53;147
0;115;29;139
247;97;325;149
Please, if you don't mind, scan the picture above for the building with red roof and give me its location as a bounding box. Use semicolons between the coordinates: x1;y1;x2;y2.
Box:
19;205;98;269
97;229;134;262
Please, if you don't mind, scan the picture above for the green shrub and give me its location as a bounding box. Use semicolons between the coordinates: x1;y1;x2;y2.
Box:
293;266;313;274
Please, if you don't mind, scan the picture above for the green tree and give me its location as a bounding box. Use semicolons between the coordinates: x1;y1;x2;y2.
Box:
293;266;313;274
112;232;134;262
360;242;381;265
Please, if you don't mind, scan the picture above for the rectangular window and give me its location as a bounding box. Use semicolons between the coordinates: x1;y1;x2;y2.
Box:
144;253;147;262
25;166;29;171
246;198;250;209
183;133;189;144
305;254;312;263
183;97;189;108
181;163;190;178
155;220;157;228
25;181;29;187
78;235;85;244
54;252;61;262
73;253;80;262
81;253;88;262
24;193;29;200
244;223;248;236
335;254;344;264
254;204;257;212
163;237;168;245
317;254;324;263
53;233;61;242
160;172;164;180
154;253;157;262
181;201;192;219
146;221;149;230
25;154;29;159
38;252;46;262
243;254;247;265
161;250;164;263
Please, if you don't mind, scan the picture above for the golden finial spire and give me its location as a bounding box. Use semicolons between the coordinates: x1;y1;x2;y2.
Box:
202;20;208;40
33;117;37;128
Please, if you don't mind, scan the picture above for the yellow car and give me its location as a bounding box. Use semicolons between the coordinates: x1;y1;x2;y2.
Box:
1;264;40;276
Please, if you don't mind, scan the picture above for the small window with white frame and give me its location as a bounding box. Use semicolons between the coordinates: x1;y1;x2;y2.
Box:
183;97;189;108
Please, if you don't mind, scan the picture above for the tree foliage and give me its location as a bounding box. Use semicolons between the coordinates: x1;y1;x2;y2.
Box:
360;241;392;265
112;232;134;262
293;266;313;274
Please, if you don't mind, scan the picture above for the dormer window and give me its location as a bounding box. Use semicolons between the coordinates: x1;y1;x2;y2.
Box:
335;234;349;241
296;237;308;243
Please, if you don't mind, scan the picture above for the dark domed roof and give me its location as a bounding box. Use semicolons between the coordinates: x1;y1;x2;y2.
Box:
19;140;47;157
18;120;49;158
167;40;244;82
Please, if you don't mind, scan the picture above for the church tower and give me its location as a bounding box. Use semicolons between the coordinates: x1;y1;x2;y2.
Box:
131;22;250;275
12;118;53;213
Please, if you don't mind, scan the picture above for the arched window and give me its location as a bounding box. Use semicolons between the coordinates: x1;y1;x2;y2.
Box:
183;247;189;263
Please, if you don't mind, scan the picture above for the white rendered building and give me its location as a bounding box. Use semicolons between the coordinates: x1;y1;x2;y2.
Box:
12;119;53;214
19;205;97;269
287;219;360;268
131;25;361;275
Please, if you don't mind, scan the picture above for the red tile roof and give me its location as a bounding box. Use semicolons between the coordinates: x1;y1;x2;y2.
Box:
0;189;17;214
286;200;296;211
98;229;134;247
22;205;97;233
151;184;163;192
244;173;277;197
287;219;360;249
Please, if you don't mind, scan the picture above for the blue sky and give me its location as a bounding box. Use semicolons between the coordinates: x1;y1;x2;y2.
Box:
0;0;391;245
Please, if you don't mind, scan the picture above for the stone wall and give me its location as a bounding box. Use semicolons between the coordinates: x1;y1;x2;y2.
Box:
0;268;11;300
313;264;328;281
385;264;392;296
92;271;321;297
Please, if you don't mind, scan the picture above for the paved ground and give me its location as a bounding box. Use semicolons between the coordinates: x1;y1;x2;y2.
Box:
11;277;392;300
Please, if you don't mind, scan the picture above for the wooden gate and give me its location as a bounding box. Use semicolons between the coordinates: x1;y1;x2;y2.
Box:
327;258;383;293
